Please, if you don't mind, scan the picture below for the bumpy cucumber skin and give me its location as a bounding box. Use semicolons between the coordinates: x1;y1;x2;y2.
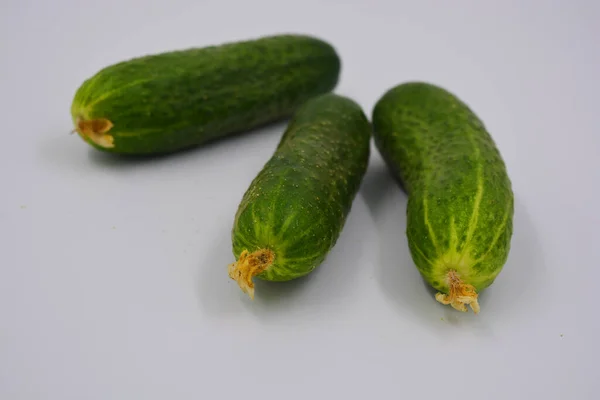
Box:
371;82;514;293
70;34;341;155
232;94;371;281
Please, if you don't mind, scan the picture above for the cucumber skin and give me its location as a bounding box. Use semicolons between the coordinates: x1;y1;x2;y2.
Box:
70;34;341;155
232;94;371;281
371;82;514;293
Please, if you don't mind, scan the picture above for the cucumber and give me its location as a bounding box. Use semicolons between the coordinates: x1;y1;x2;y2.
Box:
371;82;514;313
70;34;341;155
227;93;371;299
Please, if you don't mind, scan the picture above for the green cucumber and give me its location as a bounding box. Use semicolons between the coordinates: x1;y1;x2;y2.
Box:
371;82;514;313
70;34;341;155
227;93;371;298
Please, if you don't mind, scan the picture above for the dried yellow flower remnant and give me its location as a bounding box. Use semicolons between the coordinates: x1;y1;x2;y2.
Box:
435;270;480;314
228;249;275;299
75;118;115;148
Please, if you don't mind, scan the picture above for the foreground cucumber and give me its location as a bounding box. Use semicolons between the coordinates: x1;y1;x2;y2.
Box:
372;82;514;313
70;34;341;155
228;94;371;298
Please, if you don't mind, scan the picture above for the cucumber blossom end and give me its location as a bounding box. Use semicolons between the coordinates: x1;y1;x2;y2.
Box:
72;116;115;149
434;270;480;314
228;248;275;299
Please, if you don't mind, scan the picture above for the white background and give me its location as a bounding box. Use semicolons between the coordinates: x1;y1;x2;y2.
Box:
1;0;599;399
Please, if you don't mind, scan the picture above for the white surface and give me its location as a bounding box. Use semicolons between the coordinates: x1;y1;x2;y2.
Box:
1;0;599;399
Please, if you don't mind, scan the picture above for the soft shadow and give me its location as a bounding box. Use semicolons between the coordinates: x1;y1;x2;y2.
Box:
477;195;544;319
86;120;289;169
196;195;374;322
243;270;322;311
195;228;320;318
37;120;289;173
240;198;374;321
193;220;315;318
361;161;448;333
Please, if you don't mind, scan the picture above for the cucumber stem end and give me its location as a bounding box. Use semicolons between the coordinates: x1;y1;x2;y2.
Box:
435;270;480;314
228;249;275;300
